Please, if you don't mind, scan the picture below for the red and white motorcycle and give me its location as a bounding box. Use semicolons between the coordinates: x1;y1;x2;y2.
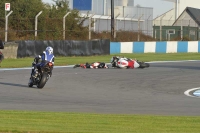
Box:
111;56;150;69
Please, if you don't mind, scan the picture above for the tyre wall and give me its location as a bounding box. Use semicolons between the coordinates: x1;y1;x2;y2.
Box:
17;39;110;58
110;41;200;54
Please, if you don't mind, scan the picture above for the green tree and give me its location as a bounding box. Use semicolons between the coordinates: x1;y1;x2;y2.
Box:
0;0;88;40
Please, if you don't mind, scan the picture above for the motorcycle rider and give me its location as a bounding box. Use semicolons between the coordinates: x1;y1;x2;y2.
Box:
110;56;120;67
29;46;55;84
73;62;108;69
110;56;140;69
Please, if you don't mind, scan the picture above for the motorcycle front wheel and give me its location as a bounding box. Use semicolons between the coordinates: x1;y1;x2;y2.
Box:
138;62;150;68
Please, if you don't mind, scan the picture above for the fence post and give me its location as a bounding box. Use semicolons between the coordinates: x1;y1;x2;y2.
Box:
147;15;151;36
160;14;166;41
181;15;185;40
107;15;111;32
98;15;102;32
168;15;173;25
138;14;143;41
131;14;136;30
114;13;120;39
35;11;43;40
124;14;129;30
5;10;13;42
63;12;71;40
89;14;95;40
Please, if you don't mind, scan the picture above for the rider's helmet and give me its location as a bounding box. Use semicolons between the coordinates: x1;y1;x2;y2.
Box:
46;46;53;55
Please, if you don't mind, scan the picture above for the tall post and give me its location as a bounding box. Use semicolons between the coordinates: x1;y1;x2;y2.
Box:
63;12;71;40
138;14;143;41
5;10;13;42
35;11;43;40
111;0;114;39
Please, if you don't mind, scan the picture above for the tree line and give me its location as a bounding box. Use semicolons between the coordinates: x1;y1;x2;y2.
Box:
0;0;89;41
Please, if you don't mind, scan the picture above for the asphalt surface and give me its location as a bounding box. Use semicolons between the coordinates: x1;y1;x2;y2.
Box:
0;61;200;116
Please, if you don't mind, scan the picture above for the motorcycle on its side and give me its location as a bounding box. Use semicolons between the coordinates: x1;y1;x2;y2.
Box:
28;61;53;89
111;56;150;69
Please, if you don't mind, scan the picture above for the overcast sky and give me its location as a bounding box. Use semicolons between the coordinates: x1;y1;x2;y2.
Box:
42;0;174;18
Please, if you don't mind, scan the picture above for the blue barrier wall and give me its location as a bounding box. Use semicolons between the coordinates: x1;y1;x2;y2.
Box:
110;41;200;54
156;42;167;53
133;42;144;53
110;42;121;54
198;42;200;52
177;42;188;53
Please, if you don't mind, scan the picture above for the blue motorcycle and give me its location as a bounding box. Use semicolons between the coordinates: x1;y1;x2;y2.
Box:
28;61;53;89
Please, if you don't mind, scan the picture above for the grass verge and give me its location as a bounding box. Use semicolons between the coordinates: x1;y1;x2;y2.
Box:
1;53;200;68
0;110;200;133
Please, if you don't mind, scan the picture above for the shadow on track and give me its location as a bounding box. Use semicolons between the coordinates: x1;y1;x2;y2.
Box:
0;82;28;88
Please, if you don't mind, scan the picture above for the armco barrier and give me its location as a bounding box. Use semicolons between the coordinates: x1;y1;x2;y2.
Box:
110;41;200;54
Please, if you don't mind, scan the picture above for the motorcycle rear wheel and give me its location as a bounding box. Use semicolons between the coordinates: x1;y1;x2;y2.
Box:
37;73;48;89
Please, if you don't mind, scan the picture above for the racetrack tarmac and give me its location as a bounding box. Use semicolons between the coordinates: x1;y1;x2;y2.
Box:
0;61;200;116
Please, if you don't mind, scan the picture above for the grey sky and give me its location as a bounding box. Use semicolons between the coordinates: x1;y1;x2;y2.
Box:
42;0;174;18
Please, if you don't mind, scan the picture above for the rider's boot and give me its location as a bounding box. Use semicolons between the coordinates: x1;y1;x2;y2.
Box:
28;77;33;85
32;68;38;78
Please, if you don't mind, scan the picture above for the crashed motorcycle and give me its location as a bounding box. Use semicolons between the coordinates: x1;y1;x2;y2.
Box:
111;57;150;69
28;61;53;88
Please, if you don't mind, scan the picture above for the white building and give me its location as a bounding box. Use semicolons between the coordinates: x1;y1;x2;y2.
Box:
66;0;153;35
154;0;200;26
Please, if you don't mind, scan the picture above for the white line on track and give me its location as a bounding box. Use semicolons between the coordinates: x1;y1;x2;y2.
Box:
0;65;74;71
147;60;200;63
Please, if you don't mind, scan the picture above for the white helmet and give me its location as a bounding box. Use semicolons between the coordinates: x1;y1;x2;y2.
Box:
46;46;53;55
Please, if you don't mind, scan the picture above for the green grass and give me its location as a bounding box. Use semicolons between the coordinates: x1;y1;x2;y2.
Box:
0;110;199;133
1;53;200;132
1;53;200;68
